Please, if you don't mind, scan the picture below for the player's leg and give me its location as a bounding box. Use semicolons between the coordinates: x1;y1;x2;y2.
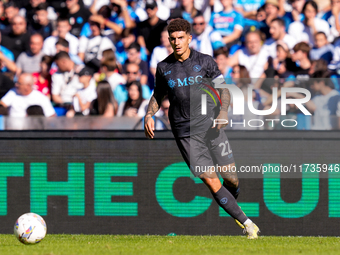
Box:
220;162;240;199
208;129;260;238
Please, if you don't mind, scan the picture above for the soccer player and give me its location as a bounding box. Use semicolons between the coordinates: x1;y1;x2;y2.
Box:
144;19;260;239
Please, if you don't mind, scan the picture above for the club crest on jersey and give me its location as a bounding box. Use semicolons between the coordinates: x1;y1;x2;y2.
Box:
193;65;201;72
168;79;176;89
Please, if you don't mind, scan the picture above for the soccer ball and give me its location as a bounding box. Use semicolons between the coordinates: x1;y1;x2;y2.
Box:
14;213;47;244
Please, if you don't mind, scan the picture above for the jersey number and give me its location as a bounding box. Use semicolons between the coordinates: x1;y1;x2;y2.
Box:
219;141;232;156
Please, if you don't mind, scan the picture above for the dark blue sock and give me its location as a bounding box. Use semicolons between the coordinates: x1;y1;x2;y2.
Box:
223;181;240;199
212;186;248;223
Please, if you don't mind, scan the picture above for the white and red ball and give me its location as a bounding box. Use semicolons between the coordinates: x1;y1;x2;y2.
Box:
14;213;47;244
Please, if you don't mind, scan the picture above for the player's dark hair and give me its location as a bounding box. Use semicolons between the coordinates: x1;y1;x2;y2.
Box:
55;38;69;48
213;46;229;58
26;105;44;116
96;80;117;115
36;2;48;11
167;18;191;35
127;42;141;52
54;51;70;61
271;18;285;27
302;1;318;15
123;80;143;115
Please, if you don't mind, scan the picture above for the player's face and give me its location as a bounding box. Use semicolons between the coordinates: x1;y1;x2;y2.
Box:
169;31;192;58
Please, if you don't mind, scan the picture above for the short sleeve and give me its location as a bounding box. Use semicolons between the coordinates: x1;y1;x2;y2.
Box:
154;65;168;104
234;12;244;31
206;56;222;79
1;89;15;106
40;95;56;117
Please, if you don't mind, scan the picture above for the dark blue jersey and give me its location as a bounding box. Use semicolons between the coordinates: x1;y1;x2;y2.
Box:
154;50;222;138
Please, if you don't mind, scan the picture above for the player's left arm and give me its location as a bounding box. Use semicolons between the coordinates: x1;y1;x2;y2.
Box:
213;80;231;130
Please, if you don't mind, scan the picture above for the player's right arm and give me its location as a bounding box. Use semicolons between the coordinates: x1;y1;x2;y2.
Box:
144;66;167;139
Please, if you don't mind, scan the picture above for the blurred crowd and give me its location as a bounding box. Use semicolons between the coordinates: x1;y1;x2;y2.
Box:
0;0;340;130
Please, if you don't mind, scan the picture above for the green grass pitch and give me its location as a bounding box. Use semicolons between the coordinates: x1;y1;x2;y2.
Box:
1;235;340;255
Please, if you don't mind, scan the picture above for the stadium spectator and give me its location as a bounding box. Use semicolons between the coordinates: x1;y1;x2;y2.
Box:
214;47;232;79
179;0;202;23
231;65;252;88
51;51;83;108
27;3;54;39
190;14;225;56
150;28;173;76
322;0;340;39
115;28;147;65
288;71;340;129
259;0;282;39
117;80;149;117
228;31;268;79
0;2;19;35
19;0;57;26
0;49;17;74
283;0;305;24
100;57;126;92
137;0;167;55
288;1;332;45
16;34;45;75
122;42;149;85
235;0;265;19
89;80;118;117
89;0;137;37
0;73;56;117
55;38;84;66
310;32;334;64
263;18;296;59
78;19;114;72
115;62;151;105
209;0;244;46
0;72;15;99
32;55;53;98
26;105;44;116
66;66;97;117
291;42;312;89
0;31;15;73
1;15;30;60
65;0;92;38
43;17;79;57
